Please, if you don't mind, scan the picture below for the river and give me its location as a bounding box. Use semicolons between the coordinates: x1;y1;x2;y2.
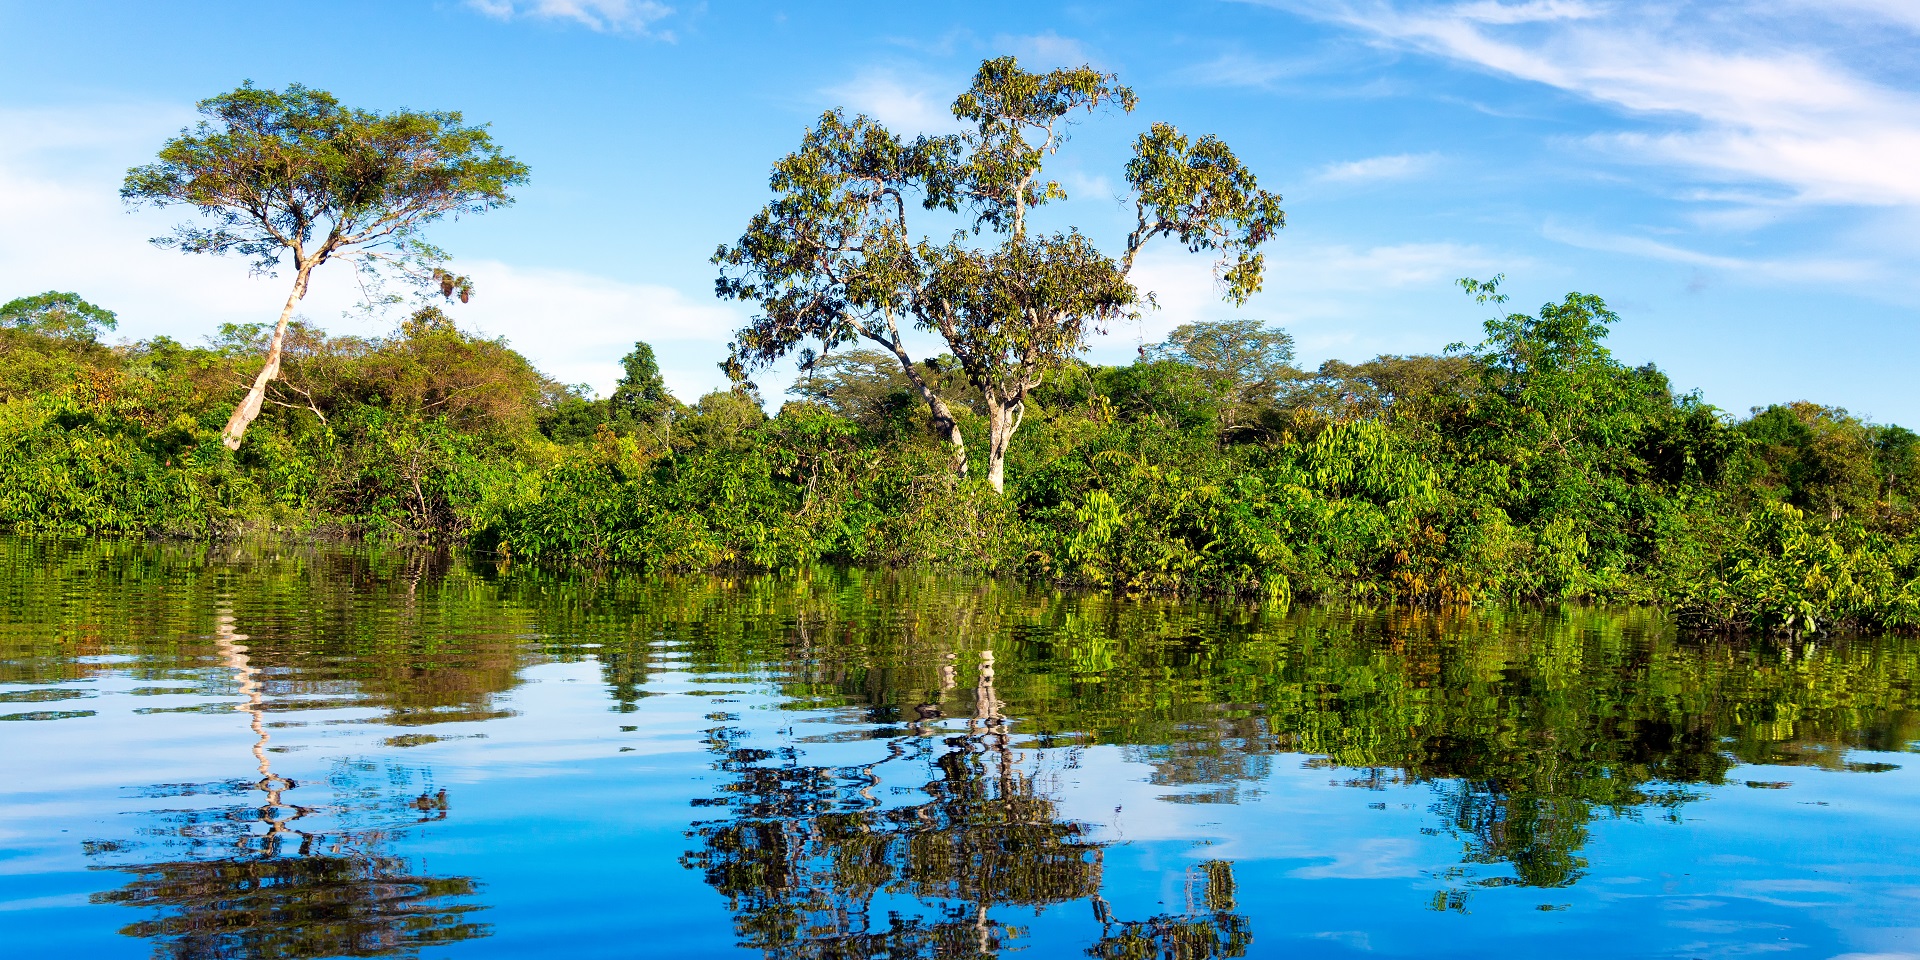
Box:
1;536;1915;958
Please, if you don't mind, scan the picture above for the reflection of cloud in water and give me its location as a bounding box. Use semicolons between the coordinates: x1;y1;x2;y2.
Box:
1287;838;1422;880
1727;878;1852;909
1309;929;1372;950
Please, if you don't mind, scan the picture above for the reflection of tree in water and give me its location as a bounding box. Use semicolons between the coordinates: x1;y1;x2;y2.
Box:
684;650;1254;959
95;841;483;960
1126;714;1276;805
1428;784;1592;889
85;609;487;959
0;539;534;727
1089;861;1251;960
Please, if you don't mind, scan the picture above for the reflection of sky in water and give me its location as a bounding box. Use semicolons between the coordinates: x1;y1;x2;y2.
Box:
0;540;1917;958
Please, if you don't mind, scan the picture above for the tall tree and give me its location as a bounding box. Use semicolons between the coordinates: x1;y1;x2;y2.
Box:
0;291;118;343
123;82;528;450
716;56;1283;492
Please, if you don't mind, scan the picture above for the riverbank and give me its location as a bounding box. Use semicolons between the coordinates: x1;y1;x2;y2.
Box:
1;302;1915;634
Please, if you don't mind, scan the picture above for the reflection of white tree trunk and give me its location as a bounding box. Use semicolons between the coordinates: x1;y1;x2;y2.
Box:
214;607;310;852
973;646;1004;957
973;649;1001;735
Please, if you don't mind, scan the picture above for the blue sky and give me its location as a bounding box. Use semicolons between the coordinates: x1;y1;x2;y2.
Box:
2;0;1916;423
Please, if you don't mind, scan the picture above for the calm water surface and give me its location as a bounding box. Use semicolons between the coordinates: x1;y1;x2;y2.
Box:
1;536;1917;959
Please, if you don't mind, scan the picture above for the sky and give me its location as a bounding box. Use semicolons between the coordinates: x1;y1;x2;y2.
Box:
1;0;1916;423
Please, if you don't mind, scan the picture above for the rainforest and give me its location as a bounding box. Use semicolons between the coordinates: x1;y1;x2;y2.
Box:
3;279;1915;634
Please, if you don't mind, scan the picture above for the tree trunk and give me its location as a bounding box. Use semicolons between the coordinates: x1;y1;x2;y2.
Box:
984;394;1023;494
891;351;969;479
221;265;312;450
929;393;969;479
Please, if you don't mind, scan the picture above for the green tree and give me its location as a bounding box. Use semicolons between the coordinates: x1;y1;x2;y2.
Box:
788;347;911;424
1148;317;1296;408
1874;424;1919;513
789;347;978;431
122;82;528;450
608;341;675;432
1740;402;1880;521
1288;354;1475;421
716;56;1284;492
0;291;119;343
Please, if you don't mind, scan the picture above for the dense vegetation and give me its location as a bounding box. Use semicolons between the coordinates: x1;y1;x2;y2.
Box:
1;275;1915;634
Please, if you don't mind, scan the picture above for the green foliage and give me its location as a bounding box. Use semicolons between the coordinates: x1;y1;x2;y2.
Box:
123;80;529;449
607;341;675;431
0;316;551;540
2;270;1914;635
122;81;528;274
0;291;119;342
536;341;687;447
1672;502;1920;633
1147;317;1296;410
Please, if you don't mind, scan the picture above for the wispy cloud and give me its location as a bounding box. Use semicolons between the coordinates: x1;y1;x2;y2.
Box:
1096;240;1509;363
1798;0;1920;32
1246;0;1920;206
452;260;739;396
1540;219;1878;283
991;31;1095;68
820;68;960;133
1119;240;1501;333
1315;152;1440;183
1180;52;1326;89
466;0;674;36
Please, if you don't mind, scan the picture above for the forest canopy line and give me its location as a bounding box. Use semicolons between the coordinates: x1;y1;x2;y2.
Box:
1;66;1916;635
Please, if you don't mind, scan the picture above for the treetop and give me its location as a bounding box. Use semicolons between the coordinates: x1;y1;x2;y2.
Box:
0;291;119;343
121;81;529;275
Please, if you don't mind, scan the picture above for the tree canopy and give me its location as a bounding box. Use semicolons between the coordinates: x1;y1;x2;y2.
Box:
0;291;118;343
608;341;674;431
1149;317;1297;409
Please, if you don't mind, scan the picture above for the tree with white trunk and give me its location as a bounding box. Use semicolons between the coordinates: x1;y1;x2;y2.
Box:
123;82;528;450
715;56;1284;492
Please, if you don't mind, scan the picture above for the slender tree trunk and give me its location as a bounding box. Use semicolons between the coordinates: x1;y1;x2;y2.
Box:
983;394;1023;494
221;265;312;450
888;348;969;479
928;393;969;479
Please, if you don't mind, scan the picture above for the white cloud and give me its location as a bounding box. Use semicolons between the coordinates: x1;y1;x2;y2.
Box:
452;260;740;396
1449;0;1599;24
1250;0;1920;206
1289;838;1422;879
1180;53;1326;89
991;31;1095;69
1279;240;1503;290
1059;169;1118;201
820;68;960;133
1103;240;1502;354
1314;152;1441;182
0;105;286;326
466;0;673;35
1798;0;1920;32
